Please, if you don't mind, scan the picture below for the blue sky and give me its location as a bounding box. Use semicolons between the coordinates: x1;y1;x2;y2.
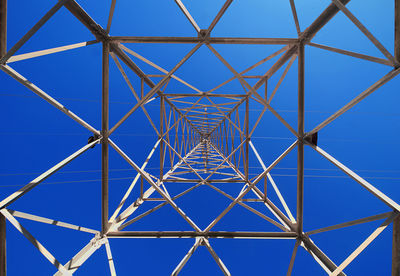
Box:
1;0;399;275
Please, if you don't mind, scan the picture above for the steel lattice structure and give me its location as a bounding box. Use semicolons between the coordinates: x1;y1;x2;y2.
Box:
1;0;400;275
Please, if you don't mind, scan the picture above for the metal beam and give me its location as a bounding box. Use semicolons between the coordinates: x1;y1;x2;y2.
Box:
119;44;203;94
0;214;5;276
307;212;392;235
171;238;201;276
287;240;300;276
0;2;6;274
174;0;200;33
109;42;202;134
301;0;350;42
108;140;201;232
203;239;231;276
9;210;98;235
394;216;400;276
110;45;200;135
396;0;400;62
108;139;161;223
307;67;400;136
104;239;116;276
106;0;117;33
63;0;107;41
102;41;110;234
309;144;400;212
206;0;233;36
301;236;346;276
107;231;297;239
1;209;72;275
110;144;202;231
0;0;5;57
0;0;69;63
7;40;98;63
332;0;396;65
0;65;99;135
331;213;398;276
307;42;393;66
0;139;100;209
289;0;301;36
110;36;298;45
54;237;104;276
297;42;305;235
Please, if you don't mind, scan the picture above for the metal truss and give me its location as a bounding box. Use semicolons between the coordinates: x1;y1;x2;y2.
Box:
0;0;400;275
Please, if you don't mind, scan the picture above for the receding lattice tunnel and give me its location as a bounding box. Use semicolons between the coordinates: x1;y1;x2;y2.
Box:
0;0;400;275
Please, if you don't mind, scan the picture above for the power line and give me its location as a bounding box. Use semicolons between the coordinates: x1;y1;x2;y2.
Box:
2;93;400;117
0;174;399;188
2;166;400;177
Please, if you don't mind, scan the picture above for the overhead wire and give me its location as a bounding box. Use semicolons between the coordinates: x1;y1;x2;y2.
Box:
1;166;400;188
1;93;399;187
1;174;399;188
0;132;398;144
2;92;400;117
2;166;400;177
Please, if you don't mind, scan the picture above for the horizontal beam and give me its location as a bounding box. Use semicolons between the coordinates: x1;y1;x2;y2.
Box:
107;231;297;239
165;93;246;97
162;179;245;183
110;36;298;45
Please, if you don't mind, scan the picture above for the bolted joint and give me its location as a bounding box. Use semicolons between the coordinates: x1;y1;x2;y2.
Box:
91;233;107;249
88;134;101;148
198;29;210;40
304;132;318;146
298;37;308;45
90;23;109;41
197;237;206;246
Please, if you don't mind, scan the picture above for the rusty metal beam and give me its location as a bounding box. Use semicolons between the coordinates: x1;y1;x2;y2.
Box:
394;216;400;276
0;214;5;276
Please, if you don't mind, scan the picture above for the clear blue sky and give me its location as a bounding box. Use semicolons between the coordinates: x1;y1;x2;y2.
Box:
1;0;399;275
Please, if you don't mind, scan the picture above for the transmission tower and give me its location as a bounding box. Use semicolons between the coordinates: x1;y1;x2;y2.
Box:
0;0;400;275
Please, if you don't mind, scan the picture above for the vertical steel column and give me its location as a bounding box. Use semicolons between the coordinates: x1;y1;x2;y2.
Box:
0;215;5;276
264;79;268;101
394;2;400;274
396;0;400;63
160;95;164;180
264;77;269;199
218;126;221;150
296;42;305;234
245;97;249;182
393;216;400;275
0;0;5;57
102;41;110;234
0;1;6;275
